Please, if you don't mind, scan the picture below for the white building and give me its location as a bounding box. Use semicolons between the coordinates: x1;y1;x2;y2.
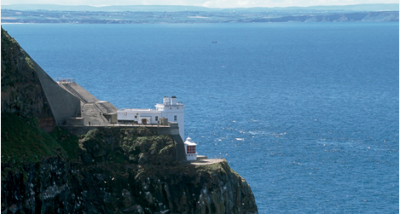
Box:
117;96;185;139
184;137;197;161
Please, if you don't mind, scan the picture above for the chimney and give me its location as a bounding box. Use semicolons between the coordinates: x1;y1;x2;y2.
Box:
171;96;177;105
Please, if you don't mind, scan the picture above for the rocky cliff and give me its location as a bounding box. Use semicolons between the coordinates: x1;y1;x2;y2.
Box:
1;28;258;213
1;27;55;132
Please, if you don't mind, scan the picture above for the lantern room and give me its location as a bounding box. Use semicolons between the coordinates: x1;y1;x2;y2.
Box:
184;137;197;161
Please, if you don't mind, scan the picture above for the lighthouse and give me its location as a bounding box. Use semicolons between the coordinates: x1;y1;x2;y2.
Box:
184;137;197;161
155;96;185;139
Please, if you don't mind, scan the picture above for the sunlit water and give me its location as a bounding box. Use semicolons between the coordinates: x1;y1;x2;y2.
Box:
3;23;398;213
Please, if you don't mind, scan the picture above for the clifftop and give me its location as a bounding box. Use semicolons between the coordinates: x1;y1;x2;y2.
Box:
1;28;258;213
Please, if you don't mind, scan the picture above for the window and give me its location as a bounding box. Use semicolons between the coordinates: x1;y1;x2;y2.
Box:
134;115;137;119
174;115;177;121
155;116;158;121
187;146;196;154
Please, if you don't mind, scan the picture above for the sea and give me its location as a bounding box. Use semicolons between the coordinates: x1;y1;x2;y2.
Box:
2;23;398;213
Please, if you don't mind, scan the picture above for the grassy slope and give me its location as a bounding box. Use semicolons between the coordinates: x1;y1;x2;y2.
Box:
1;112;80;174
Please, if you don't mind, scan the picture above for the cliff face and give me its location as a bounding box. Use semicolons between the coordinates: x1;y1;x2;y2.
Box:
1;28;258;213
1;28;55;132
3;127;258;213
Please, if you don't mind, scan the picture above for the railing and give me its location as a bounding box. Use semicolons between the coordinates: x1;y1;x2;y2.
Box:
74;123;171;127
55;77;75;83
63;123;172;128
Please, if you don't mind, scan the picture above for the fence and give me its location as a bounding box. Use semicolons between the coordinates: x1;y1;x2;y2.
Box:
54;77;75;83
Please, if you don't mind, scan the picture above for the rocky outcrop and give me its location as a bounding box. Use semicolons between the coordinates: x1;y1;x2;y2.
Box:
1;27;258;213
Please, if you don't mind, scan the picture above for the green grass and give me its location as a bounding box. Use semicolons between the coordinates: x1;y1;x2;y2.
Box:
1;112;80;168
49;126;80;159
24;56;34;69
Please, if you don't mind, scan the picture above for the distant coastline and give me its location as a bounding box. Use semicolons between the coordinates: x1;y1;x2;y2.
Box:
1;3;399;24
2;3;399;12
1;10;398;24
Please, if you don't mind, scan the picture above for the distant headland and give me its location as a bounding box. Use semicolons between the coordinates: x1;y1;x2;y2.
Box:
1;3;398;24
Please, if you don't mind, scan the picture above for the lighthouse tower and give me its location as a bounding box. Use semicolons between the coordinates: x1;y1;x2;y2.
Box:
184;137;197;161
155;96;185;139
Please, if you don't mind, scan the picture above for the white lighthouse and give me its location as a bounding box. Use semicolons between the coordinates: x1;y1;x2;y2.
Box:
117;96;185;139
154;96;185;138
184;137;197;161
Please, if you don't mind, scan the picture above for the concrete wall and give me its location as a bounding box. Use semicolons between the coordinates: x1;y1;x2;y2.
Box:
58;82;118;126
81;103;109;126
66;117;84;126
103;113;117;124
147;123;186;161
32;61;81;126
58;82;99;104
160;110;184;139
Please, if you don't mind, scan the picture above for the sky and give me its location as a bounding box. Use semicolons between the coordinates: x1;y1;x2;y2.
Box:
1;0;398;8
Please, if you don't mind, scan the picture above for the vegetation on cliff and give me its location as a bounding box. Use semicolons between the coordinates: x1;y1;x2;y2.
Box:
1;28;55;133
1;27;80;177
1;113;78;167
2;122;258;213
80;127;177;165
1;27;258;213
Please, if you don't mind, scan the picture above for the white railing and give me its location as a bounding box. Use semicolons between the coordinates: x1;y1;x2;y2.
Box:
80;123;170;127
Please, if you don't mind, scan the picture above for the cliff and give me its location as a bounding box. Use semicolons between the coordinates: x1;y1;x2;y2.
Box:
1;28;258;213
1;27;55;132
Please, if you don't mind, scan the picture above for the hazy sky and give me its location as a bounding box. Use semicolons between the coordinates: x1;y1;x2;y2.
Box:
1;0;398;8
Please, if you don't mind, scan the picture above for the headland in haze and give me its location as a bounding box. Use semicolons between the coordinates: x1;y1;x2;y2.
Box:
1;4;399;24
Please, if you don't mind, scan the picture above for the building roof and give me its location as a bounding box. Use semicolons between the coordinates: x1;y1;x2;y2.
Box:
184;137;197;146
118;108;157;112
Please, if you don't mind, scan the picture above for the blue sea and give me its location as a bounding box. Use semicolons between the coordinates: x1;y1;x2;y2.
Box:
2;23;398;213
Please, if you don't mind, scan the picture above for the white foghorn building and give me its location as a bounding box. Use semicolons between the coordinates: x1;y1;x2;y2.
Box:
184;137;197;161
117;96;185;139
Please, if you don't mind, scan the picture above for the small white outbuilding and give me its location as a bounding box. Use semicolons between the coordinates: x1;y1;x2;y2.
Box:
184;137;197;161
